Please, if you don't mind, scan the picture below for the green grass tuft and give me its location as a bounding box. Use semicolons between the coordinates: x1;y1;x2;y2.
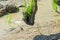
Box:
52;0;58;11
26;0;34;15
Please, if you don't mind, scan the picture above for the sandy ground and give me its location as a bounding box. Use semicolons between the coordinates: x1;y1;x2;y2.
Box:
0;0;60;40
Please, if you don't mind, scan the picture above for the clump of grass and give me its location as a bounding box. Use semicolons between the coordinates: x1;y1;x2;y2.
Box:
52;0;58;12
25;0;34;15
23;0;35;15
23;0;35;20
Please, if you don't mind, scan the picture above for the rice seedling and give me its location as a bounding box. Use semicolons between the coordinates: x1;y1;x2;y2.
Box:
24;0;35;16
23;0;37;25
52;0;58;12
4;13;12;24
